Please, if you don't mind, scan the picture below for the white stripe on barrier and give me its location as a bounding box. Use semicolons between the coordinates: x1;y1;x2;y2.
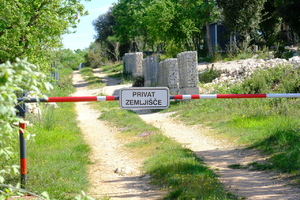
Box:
200;94;217;99
182;95;192;99
266;93;300;98
97;96;107;101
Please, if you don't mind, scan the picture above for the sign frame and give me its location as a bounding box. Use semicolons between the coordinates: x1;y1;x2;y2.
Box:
119;87;170;109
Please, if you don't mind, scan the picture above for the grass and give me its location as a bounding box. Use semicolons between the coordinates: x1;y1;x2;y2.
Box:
80;67;105;89
25;67;91;199
100;62;132;84
91;100;237;199
165;64;300;184
100;62;123;74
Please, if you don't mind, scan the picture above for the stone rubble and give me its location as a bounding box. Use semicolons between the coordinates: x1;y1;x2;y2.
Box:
198;56;300;86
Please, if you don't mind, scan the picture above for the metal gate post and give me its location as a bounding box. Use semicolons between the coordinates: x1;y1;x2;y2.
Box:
16;92;28;188
19;117;27;188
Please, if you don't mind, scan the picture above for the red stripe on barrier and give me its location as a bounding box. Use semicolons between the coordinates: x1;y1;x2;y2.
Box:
20;158;27;175
106;96;116;101
47;96;98;102
173;95;183;99
191;95;200;99
217;94;267;98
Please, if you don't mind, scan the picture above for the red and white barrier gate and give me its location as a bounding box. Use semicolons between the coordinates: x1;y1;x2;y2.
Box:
16;90;300;187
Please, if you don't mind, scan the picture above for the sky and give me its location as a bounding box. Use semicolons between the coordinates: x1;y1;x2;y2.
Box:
62;0;118;50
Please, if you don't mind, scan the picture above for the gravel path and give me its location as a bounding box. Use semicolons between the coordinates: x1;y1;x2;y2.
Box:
72;69;300;199
72;70;164;200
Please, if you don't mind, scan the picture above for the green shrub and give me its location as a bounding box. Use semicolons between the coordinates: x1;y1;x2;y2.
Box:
241;64;300;94
198;65;221;83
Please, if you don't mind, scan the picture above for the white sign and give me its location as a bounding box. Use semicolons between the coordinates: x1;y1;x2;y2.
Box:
119;87;170;109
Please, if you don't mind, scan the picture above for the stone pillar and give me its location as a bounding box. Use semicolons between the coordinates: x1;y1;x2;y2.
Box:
156;58;179;94
165;58;179;94
132;52;143;77
143;55;159;86
157;61;165;87
177;51;199;94
123;53;134;77
123;52;143;78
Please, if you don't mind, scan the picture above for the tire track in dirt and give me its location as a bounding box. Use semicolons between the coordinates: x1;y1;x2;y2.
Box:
139;112;300;199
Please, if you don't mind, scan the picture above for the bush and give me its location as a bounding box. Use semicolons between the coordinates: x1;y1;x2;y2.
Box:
132;76;145;87
240;64;300;94
198;65;221;83
0;59;52;194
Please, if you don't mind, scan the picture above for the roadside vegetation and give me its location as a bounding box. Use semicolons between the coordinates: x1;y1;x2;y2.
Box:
24;68;91;199
100;62;132;84
169;64;300;185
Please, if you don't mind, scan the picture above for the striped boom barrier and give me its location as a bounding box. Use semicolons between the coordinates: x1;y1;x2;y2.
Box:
17;93;300;103
170;93;300;100
17;96;119;103
15;92;300;187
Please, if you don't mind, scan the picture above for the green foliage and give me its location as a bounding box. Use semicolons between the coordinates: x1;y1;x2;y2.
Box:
24;67;92;199
0;59;52;187
0;0;88;69
86;42;107;68
104;0;216;56
57;49;86;70
278;0;300;36
198;65;221;83
132;76;144;87
241;64;300;94
216;0;266;52
259;1;281;47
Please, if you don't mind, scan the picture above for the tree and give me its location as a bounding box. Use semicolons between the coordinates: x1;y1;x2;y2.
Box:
216;0;266;52
259;0;281;47
0;0;88;69
277;0;300;43
86;42;106;68
57;49;86;70
204;0;218;56
112;0;148;52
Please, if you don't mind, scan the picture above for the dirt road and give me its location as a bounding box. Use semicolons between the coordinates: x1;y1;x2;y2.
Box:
73;69;300;199
72;70;164;200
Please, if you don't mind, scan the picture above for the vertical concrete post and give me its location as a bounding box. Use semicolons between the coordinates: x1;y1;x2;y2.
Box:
166;58;179;94
143;55;159;87
177;51;199;94
132;52;143;77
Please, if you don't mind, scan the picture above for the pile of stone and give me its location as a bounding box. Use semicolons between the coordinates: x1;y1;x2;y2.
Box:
198;56;300;86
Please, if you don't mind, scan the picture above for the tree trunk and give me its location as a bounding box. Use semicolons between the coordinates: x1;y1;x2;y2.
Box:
206;20;213;57
205;0;213;57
